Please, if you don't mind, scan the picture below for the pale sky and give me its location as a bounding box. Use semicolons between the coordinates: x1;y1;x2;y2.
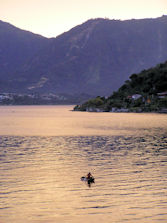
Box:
0;0;166;37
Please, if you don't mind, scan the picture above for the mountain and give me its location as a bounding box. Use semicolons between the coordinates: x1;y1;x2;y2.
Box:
0;20;49;90
74;61;167;112
0;16;167;96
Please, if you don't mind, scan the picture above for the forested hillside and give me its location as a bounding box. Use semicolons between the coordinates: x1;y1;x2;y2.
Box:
74;61;167;112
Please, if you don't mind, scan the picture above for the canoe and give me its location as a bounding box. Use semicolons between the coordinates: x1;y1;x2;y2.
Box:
81;176;95;183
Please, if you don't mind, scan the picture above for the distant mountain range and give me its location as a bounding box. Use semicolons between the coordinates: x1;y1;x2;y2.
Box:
0;16;167;96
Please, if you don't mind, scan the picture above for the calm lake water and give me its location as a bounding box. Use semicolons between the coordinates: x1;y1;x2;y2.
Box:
0;105;167;223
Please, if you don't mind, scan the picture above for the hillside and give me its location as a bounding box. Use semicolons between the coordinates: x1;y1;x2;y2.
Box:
74;61;167;112
0;16;167;96
0;20;49;91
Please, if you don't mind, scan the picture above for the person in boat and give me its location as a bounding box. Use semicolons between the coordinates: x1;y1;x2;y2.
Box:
87;172;93;180
86;172;94;187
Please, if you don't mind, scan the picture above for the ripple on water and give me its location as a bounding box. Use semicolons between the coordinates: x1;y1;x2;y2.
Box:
0;134;167;222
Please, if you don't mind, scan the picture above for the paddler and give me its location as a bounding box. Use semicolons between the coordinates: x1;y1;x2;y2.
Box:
87;172;93;179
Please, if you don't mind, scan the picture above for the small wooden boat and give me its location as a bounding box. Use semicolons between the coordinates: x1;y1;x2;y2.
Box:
81;176;95;184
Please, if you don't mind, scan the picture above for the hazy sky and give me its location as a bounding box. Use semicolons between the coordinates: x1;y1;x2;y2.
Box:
1;0;166;37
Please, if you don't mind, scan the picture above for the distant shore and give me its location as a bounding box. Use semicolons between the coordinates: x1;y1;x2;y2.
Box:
73;105;167;114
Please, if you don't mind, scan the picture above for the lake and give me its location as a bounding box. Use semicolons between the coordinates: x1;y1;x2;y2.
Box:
0;105;167;223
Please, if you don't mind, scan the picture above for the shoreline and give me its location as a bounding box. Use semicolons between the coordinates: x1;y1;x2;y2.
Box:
73;107;167;114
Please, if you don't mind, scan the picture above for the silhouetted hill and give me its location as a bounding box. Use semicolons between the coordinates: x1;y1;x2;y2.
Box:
0;16;167;96
74;60;167;112
0;20;49;90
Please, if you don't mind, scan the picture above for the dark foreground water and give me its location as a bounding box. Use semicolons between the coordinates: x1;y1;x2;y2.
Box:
0;106;167;223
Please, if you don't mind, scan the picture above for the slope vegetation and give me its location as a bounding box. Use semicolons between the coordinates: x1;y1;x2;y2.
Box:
74;61;167;112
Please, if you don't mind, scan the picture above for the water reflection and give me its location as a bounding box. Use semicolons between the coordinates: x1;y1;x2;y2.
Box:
0;106;167;222
0;105;167;137
0;133;167;222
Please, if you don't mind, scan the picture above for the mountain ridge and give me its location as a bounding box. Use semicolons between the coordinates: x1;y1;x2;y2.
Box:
0;16;167;96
